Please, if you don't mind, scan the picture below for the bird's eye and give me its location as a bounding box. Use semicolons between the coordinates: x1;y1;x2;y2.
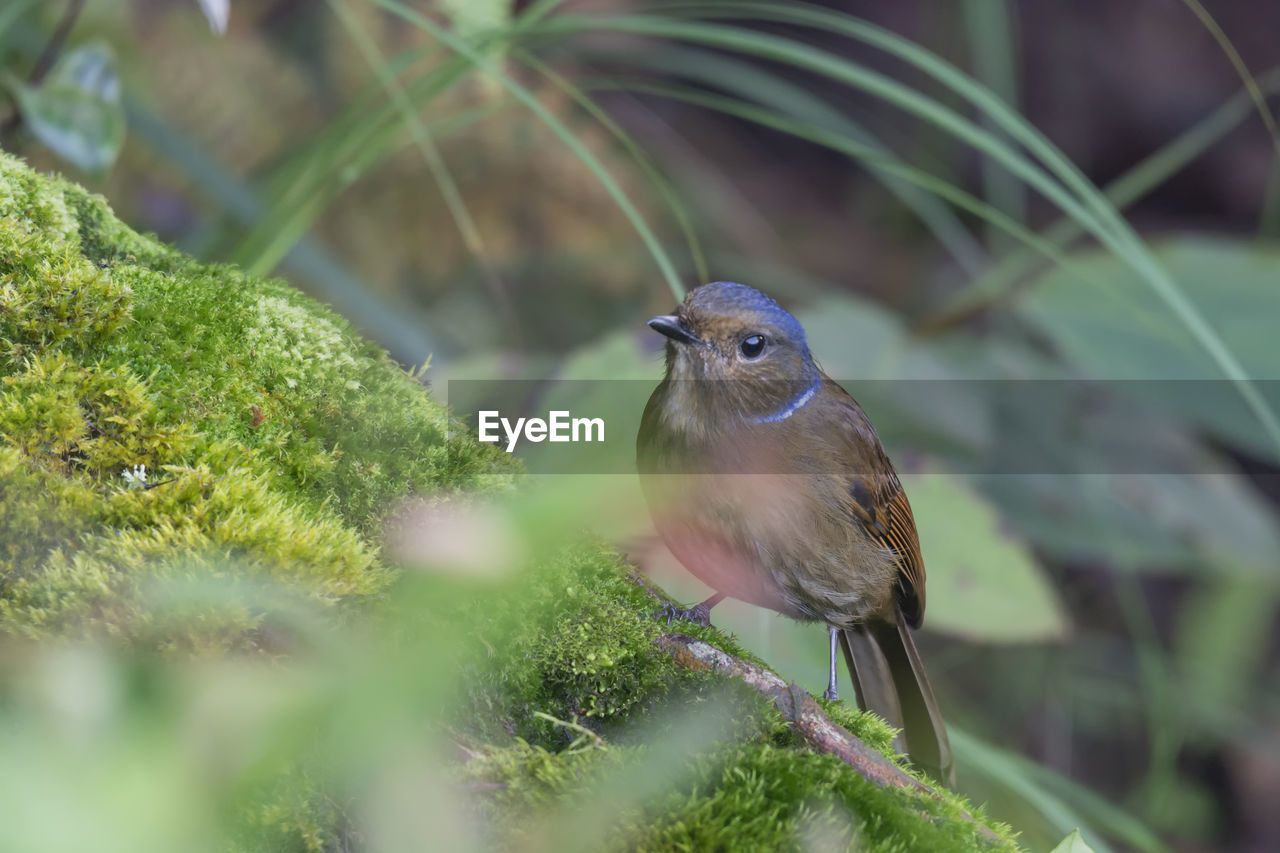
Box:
740;335;766;359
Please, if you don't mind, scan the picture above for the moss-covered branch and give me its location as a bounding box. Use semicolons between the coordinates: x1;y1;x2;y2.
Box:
655;632;1004;845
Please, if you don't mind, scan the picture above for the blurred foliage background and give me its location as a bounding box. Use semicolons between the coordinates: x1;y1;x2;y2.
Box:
3;0;1280;851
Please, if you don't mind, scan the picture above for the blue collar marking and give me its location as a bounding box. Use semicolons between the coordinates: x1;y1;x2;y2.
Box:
754;376;821;424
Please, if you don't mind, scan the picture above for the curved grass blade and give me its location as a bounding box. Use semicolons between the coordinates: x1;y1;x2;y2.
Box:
1177;0;1280;239
612;43;987;276
592;79;1077;278
536;14;1107;236
687;1;1280;449
949;726;1116;853
954;724;1171;853
516;49;709;284
926;68;1280;330
534;9;1280;452
328;0;520;337
961;0;1026;254
370;0;687;302
1179;0;1280;157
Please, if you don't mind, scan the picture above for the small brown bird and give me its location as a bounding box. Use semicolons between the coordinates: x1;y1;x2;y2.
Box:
636;281;953;785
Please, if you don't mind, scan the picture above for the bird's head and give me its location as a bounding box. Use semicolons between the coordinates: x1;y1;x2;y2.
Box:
648;282;818;420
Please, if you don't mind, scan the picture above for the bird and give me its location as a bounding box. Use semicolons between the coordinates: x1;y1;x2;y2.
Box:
636;280;954;786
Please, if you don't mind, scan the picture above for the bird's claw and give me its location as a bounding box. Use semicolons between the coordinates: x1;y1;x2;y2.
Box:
655;601;713;627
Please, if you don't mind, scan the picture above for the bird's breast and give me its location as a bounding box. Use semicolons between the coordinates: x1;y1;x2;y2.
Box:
639;426;899;625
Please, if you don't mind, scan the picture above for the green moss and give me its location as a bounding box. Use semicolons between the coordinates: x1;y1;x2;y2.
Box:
452;544;1020;849
0;151;515;648
446;543;766;749
454;545;674;744
818;698;903;762
461;738;1020;852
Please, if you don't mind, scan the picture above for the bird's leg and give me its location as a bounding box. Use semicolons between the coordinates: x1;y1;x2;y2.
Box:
823;626;840;701
657;592;726;627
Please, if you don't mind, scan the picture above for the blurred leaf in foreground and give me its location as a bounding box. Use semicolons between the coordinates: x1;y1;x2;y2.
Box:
4;43;124;172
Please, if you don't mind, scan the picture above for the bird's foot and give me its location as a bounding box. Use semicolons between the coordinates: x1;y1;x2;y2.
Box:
822;686;839;702
655;601;714;627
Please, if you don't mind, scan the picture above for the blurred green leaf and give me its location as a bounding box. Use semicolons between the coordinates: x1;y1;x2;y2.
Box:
1022;238;1280;461
929;332;1280;575
797;295;991;455
557;327;660;381
950;726;1116;853
1051;829;1098;853
0;0;40;47
5;42;124;172
972;408;1280;573
1173;575;1279;713
904;470;1066;642
442;0;513;37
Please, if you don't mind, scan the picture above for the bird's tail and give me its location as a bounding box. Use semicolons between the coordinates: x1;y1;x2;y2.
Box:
839;605;954;786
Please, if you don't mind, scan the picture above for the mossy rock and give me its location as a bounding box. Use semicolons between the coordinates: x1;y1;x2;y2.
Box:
0;153;1022;851
0;150;515;650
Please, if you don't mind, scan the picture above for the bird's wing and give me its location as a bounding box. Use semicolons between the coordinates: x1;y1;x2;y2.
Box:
828;379;927;628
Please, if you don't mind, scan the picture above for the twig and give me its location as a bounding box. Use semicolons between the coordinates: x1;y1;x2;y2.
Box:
29;0;86;85
654;632;1004;845
656;632;929;792
83;416;122;441
0;0;86;136
628;562;1003;843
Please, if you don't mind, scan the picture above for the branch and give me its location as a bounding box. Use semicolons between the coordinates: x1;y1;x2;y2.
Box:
656;633;928;791
655;633;1002;845
627;567;1003;845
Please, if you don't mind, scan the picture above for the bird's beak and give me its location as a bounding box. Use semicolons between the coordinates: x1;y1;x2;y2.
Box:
647;314;703;346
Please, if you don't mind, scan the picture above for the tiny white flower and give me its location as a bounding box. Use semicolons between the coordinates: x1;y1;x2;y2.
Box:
121;464;147;489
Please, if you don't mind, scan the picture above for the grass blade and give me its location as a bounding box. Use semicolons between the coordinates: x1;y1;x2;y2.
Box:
533;8;1280;453
961;0;1025;254
328;0;520;337
370;0;687;302
516;49;709;283
950;726;1116;853
124;99;448;361
1179;0;1280;157
613;43;988;276
590;79;1079;278
924;68;1280;330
